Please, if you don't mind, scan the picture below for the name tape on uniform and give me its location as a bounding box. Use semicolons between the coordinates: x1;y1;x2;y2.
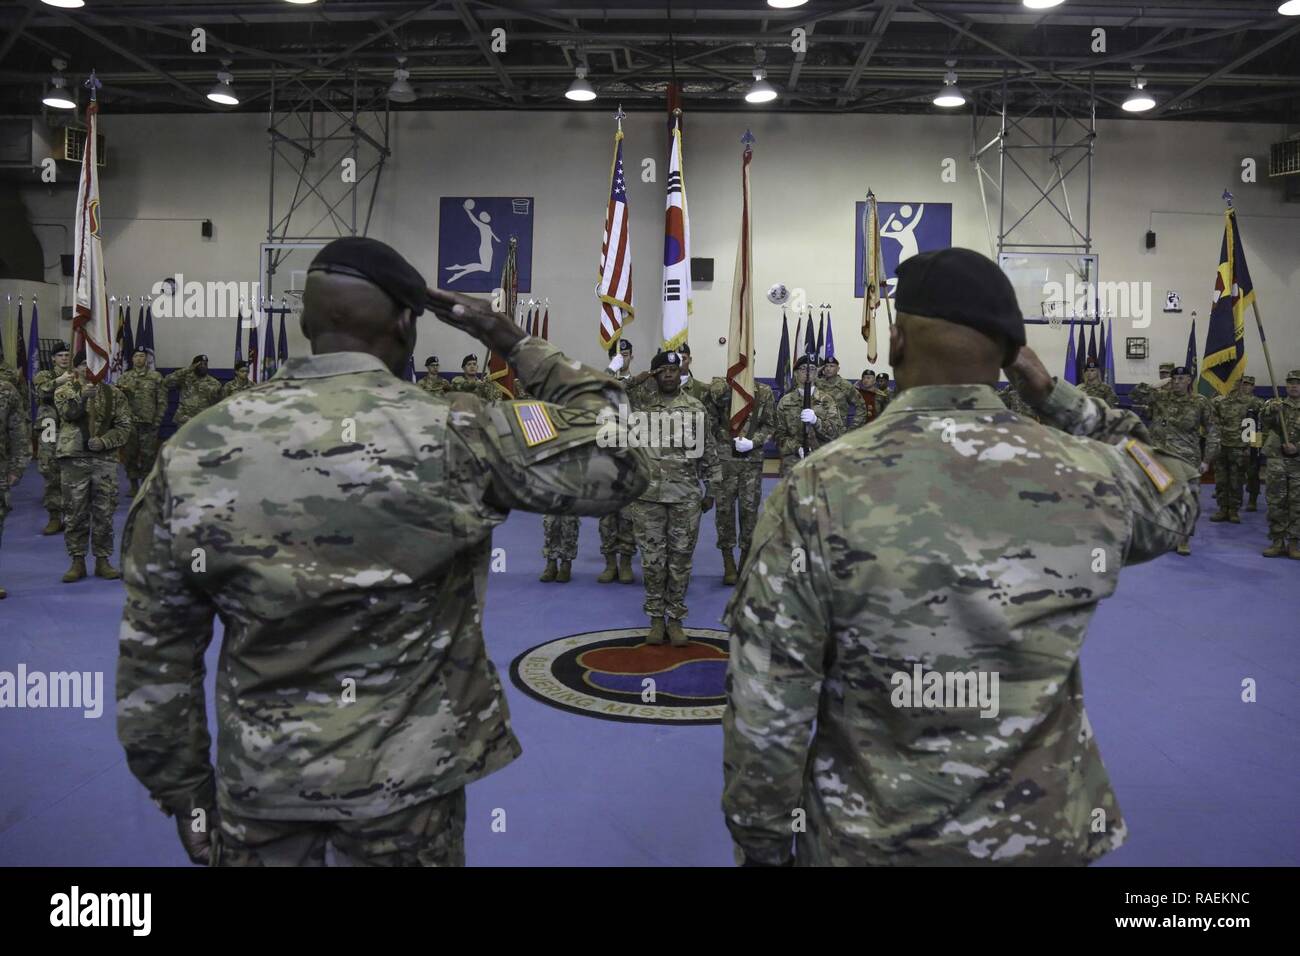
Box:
513;401;558;447
1124;438;1174;493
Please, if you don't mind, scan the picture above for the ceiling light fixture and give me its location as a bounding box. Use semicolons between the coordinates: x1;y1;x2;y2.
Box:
43;59;77;110
565;64;597;102
1023;0;1067;9
746;68;778;104
1122;65;1156;112
388;56;416;103
40;0;87;9
933;61;966;108
766;0;810;9
1278;0;1300;14
206;60;239;106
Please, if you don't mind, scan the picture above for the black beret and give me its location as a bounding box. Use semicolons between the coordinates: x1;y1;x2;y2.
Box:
618;339;633;352
234;360;248;371
678;343;691;355
193;354;208;364
651;350;682;371
895;247;1026;348
1084;358;1099;369
1172;366;1191;376
133;346;148;355
73;350;87;366
462;354;478;368
51;342;70;356
425;356;439;367
793;354;817;370
877;372;890;381
308;236;427;318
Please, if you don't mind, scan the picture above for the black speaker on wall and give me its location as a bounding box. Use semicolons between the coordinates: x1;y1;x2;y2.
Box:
201;219;213;239
1145;230;1156;249
690;257;713;282
61;254;74;277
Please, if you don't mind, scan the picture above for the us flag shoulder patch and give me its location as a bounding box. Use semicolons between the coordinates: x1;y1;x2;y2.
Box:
513;401;558;447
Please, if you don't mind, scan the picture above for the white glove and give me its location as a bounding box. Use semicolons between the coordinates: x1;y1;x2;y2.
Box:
733;437;754;453
606;353;624;373
800;408;817;425
797;447;806;459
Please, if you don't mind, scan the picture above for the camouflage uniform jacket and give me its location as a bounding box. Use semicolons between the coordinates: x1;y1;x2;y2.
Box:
820;374;870;429
1211;392;1255;449
53;380;133;459
633;386;721;504
774;387;843;460
116;368;167;426
706;377;776;462
615;372;655;410
117;338;649;821
1080;381;1118;408
33;368;67;423
1144;390;1219;465
164;367;224;424
0;379;31;478
723;381;1200;866
1127;381;1168;411
450;374;500;402
1261;397;1300;457
0;365;29;409
220;376;253;400
419;373;450;396
998;383;1039;422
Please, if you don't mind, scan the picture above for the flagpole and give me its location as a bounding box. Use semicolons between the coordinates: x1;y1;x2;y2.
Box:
1223;192;1289;444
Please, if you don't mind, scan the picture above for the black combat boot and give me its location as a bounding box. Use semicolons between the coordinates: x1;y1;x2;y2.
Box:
721;550;738;586
539;559;558;582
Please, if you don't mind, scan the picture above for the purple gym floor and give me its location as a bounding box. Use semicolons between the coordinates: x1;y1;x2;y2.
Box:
0;464;1296;866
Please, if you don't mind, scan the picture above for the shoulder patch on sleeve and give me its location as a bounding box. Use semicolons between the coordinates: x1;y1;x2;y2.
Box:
512;401;558;447
1124;438;1174;493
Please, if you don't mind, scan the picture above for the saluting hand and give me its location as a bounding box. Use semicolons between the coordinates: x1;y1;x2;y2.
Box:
1004;345;1054;407
426;287;525;358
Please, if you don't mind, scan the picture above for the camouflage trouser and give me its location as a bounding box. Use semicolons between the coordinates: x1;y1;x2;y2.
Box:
599;509;636;557
1213;447;1252;511
1247;450;1261;501
542;514;579;560
37;417;61;514
1265;456;1300;540
214;789;466;867
0;485;9;547
716;459;763;553
629;498;701;621
59;456;119;557
123;423;161;482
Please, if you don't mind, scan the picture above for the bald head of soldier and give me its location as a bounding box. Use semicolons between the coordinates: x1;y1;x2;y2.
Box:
302;237;424;377
888;248;1025;392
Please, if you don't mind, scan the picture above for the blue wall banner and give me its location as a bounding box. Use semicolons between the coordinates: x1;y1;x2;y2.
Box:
437;196;534;293
854;201;953;298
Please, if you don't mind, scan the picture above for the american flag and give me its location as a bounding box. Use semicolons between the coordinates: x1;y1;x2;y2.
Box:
514;402;557;447
598;122;634;350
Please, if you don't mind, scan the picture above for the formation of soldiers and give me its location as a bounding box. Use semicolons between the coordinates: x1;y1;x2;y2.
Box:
0;344;262;594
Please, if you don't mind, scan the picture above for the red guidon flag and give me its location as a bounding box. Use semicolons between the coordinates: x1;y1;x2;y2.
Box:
861;190;885;364
72;100;112;383
726;133;756;437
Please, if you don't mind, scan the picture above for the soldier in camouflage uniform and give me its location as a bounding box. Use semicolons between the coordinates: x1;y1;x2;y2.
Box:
165;354;223;427
450;354;499;402
997;380;1039;421
819;356;869;429
0;362;29;410
419;355;450;395
1080;358;1118;407
0;376;31;600
33;342;73;534
116;238;649;867
116;346;166;495
677;343;711;406
597;339;648;584
220;361;253;400
723;248;1199;867
1261;370;1300;558
854;369;883;426
540;515;580;583
1128;361;1174;413
55;352;132;582
626;350;720;645
1131;364;1217;555
774;355;842;474
1209;374;1257;523
706;374;776;585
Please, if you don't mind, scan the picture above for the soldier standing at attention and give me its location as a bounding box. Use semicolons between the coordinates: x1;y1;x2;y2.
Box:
1261;370;1300;558
116;346;167;496
628;350;720;646
722;248;1200;867
525;375;580;585
855;369;881;425
55;352;133;582
419;355;450;395
450;354;498;401
1134;365;1217;555
774;355;842;474
707;373;776;585
1209;374;1257;524
1080;358;1118;407
116;237;649;867
221;361;253;400
165;354;223;427
597;338;646;584
1128;362;1174;413
678;343;711;406
874;371;893;414
0;375;31;599
33;342;72;534
819;356;869;429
